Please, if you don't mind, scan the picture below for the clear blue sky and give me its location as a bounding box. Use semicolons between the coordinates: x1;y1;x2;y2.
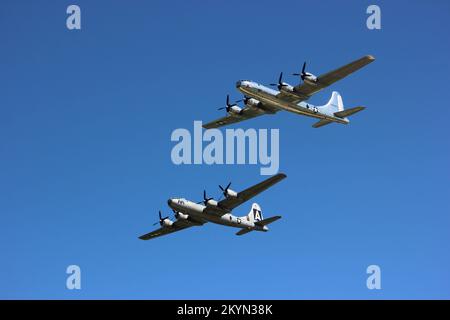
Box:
1;0;449;299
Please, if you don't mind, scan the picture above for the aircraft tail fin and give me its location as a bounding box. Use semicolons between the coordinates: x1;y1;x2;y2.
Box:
318;91;344;114
317;91;366;122
237;204;280;236
244;203;263;224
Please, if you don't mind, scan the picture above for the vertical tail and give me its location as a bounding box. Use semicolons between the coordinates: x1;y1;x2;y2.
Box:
243;203;263;223
318;91;344;114
236;203;281;236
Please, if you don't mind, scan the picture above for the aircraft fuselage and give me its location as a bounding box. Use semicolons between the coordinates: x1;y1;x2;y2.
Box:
167;198;268;231
236;80;349;124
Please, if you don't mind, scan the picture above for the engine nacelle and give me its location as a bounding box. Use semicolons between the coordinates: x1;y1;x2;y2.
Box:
205;199;219;207
175;212;189;220
161;219;174;228
224;188;238;198
303;72;317;83
245;98;261;108
228;105;242;115
280;84;294;93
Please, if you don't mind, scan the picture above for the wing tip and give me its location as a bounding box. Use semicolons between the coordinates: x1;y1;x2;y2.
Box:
365;54;376;62
272;172;287;180
138;234;151;240
277;172;287;179
353;105;366;112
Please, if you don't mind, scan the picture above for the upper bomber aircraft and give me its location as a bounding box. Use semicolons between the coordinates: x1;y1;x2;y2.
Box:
139;173;286;240
203;55;375;129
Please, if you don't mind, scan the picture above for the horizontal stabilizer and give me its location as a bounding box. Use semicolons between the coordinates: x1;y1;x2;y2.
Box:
255;215;281;226
334;106;365;118
312;119;333;128
236;228;253;236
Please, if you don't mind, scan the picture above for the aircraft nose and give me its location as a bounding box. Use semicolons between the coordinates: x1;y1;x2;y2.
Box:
236;80;242;88
167;199;173;206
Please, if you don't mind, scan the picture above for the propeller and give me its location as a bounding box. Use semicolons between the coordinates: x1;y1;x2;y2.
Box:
202;190;213;206
153;210;169;226
219;182;232;198
293;62;308;81
218;94;238;112
270;72;288;90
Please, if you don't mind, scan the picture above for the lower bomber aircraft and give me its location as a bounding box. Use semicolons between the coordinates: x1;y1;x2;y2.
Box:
139;173;287;240
203;55;375;129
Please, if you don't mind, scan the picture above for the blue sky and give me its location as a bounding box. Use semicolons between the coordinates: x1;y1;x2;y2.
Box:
1;0;449;299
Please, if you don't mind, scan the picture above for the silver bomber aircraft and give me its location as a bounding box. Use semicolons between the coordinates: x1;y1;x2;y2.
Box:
139;173;287;240
203;55;375;129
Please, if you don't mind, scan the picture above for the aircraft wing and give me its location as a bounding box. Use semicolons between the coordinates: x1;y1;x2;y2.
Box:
139;219;204;240
203;108;271;129
278;55;375;104
214;173;287;212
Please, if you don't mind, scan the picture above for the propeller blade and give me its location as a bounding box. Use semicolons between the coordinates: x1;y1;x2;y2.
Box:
302;61;306;74
278;72;283;84
153;210;168;226
202;190;214;205
219;182;232;197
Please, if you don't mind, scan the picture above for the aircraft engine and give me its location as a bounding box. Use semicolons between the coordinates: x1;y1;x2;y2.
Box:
293;62;318;83
201;190;219;208
228;105;242;115
154;211;174;228
244;98;261;108
161;218;174;228
280;84;294;93
205;199;219;207
218;94;242;116
270;72;294;92
175;212;189;220
224;188;238;198
219;183;238;199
